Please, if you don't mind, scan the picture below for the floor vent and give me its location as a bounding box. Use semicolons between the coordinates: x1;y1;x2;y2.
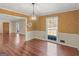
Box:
60;40;65;43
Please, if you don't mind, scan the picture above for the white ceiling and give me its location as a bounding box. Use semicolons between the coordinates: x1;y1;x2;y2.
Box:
0;3;79;21
0;3;79;16
0;14;25;21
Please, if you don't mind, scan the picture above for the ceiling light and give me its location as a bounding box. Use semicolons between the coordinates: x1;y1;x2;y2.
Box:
31;3;37;20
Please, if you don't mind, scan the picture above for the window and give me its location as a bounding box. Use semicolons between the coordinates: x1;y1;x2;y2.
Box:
47;16;58;36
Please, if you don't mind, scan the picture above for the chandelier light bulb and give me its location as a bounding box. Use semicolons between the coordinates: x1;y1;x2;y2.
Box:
31;16;37;20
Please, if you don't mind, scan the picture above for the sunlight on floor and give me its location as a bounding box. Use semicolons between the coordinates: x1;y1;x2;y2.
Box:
47;42;57;56
15;34;20;46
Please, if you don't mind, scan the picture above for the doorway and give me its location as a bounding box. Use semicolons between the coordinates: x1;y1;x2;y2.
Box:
16;23;20;33
3;22;9;34
3;22;9;44
46;16;58;42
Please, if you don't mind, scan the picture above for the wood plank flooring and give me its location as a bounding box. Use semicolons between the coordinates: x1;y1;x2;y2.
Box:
0;33;78;56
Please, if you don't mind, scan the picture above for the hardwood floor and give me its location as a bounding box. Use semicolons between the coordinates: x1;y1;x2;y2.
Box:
0;33;78;56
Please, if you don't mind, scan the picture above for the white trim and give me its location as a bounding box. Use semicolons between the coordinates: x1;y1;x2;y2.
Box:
26;31;47;41
46;16;59;43
58;32;79;48
26;31;79;49
25;31;35;41
37;37;78;49
34;31;47;40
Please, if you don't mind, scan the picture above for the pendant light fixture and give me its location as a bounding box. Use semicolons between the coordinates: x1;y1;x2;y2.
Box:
31;3;37;20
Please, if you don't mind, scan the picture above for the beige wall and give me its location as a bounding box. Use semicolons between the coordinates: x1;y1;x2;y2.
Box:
27;16;46;31
1;8;79;35
5;9;78;35
36;16;46;31
34;10;79;35
27;16;38;31
58;10;79;34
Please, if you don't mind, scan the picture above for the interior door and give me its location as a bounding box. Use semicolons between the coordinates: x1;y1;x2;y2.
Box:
3;22;9;34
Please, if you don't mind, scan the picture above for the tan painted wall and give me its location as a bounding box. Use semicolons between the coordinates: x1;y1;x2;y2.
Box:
35;10;79;35
58;10;79;34
27;16;46;31
27;16;37;31
1;8;79;35
36;16;46;31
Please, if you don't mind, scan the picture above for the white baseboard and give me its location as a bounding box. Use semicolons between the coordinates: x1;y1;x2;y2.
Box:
58;32;79;48
25;31;79;49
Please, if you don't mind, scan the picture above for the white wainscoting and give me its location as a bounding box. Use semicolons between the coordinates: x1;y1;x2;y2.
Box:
26;31;47;41
34;31;47;40
26;31;79;49
25;31;35;41
58;32;79;48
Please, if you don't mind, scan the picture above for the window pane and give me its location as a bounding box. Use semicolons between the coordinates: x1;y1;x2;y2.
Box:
47;16;58;36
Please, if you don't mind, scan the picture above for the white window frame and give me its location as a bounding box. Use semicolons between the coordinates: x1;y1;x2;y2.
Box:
46;16;59;43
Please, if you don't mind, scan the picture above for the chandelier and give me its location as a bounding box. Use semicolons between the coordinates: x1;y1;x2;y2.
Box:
31;3;37;20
